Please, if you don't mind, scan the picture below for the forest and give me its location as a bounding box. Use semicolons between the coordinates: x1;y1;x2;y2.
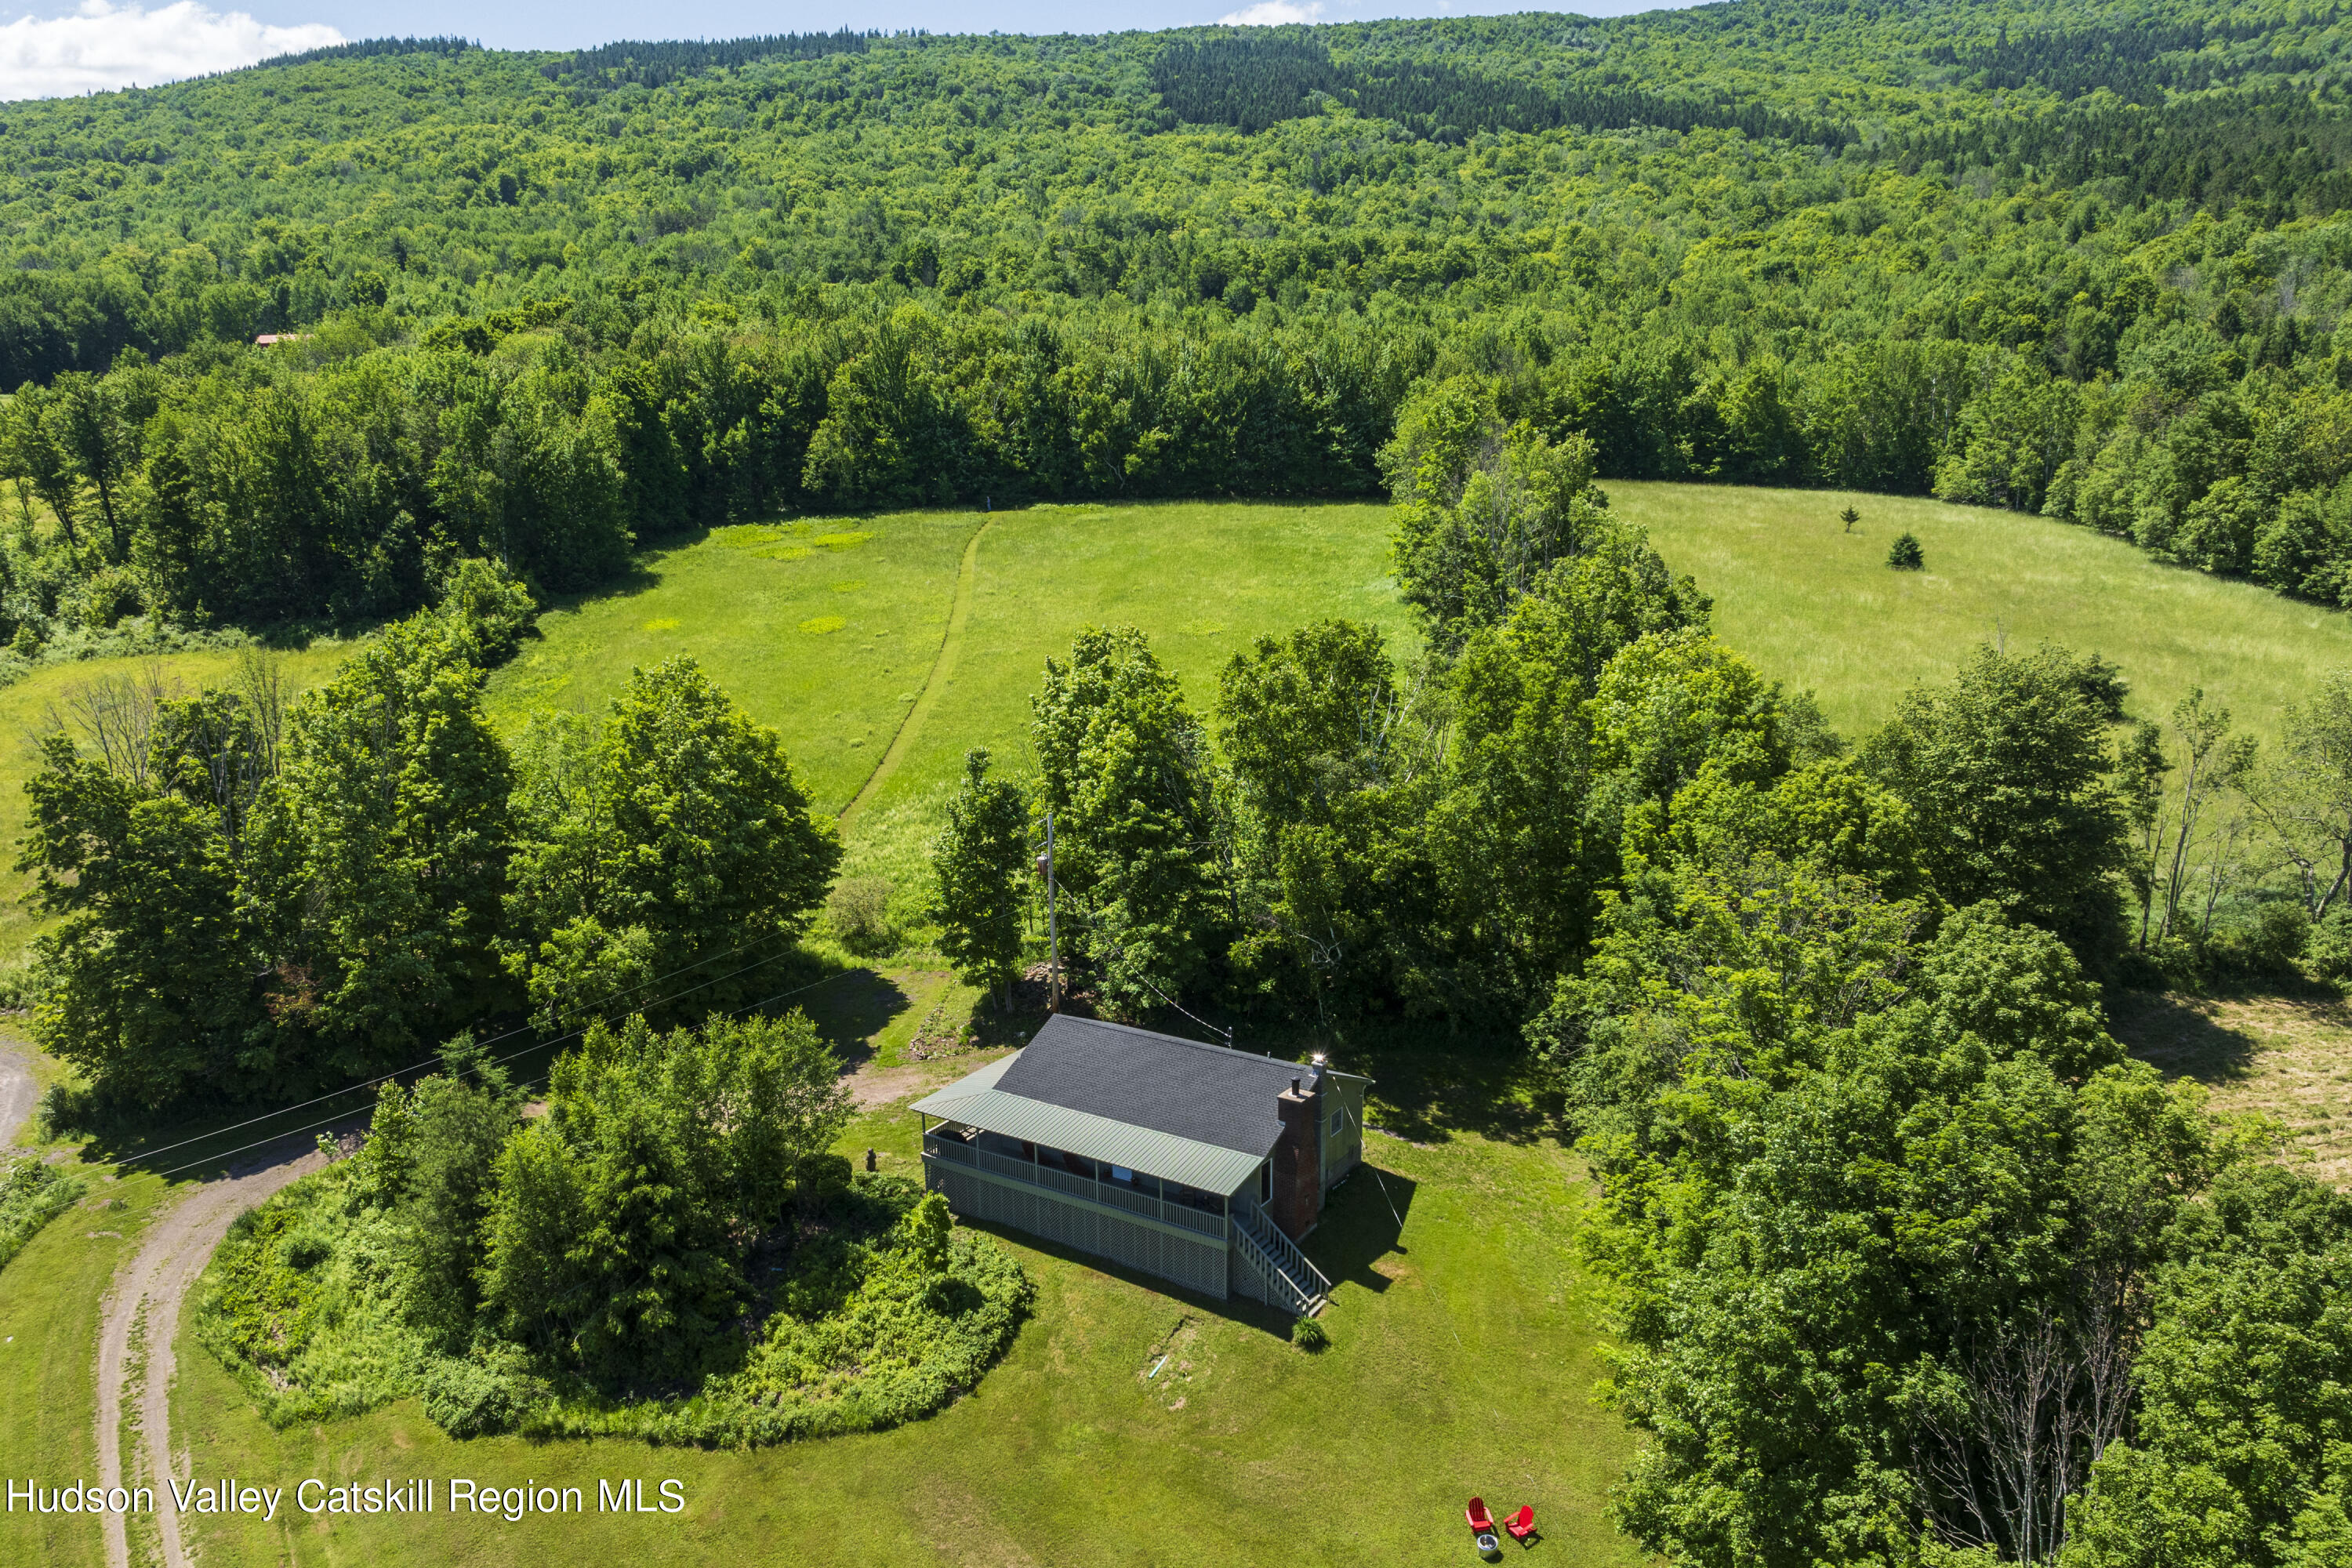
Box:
0;1;2347;646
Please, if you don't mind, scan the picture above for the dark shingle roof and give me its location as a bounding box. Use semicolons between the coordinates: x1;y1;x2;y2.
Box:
993;1015;1319;1158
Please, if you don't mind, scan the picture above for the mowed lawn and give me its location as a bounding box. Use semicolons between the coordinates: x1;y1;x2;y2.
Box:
153;1076;1639;1568
1620;481;2352;745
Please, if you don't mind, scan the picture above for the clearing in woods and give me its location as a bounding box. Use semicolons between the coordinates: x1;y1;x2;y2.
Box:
6;488;2351;1566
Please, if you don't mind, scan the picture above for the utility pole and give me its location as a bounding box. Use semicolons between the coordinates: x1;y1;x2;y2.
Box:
1035;808;1062;1012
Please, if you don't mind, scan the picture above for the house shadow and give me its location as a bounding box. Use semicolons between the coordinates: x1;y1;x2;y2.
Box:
951;1217;1302;1338
2108;989;2259;1085
1305;1162;1417;1299
1347;1040;1563;1149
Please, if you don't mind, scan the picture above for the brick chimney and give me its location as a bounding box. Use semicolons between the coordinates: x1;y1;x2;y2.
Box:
1269;1075;1323;1240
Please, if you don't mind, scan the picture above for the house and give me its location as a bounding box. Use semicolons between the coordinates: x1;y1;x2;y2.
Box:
911;1015;1370;1315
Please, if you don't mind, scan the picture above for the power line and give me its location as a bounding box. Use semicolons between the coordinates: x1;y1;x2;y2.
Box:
142;962;865;1183
94;931;818;1174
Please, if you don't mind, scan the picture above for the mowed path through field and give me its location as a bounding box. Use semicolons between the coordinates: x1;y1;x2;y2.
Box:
837;514;994;829
0;1033;32;1152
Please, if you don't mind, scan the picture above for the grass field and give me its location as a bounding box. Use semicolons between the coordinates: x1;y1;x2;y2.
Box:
0;1152;169;1568
2114;989;2352;1186
487;499;1413;913
128;1045;1638;1568
1620;482;2352;746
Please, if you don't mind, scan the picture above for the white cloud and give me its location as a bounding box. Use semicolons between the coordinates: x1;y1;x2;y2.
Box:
1217;1;1325;24
0;2;342;101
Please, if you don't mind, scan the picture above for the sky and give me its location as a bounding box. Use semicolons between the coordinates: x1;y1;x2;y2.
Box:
0;0;1704;102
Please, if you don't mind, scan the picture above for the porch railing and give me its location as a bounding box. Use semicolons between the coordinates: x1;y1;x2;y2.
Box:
924;1134;1226;1239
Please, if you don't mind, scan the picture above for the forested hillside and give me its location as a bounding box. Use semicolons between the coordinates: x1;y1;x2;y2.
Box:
0;2;2347;637
14;13;2352;1563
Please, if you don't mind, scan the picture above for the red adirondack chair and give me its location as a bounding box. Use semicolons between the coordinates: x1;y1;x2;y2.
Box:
1505;1504;1537;1542
1466;1497;1497;1534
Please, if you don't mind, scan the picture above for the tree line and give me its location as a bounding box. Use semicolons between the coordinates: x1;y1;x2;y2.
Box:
4;231;2350;658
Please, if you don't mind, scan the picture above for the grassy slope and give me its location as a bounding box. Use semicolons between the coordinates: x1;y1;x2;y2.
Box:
487;514;983;816
164;1076;1636;1568
2114;990;2352;1185
488;499;1413;907
1621;482;2352;745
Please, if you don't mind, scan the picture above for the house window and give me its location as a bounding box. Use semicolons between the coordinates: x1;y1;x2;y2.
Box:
1259;1161;1272;1203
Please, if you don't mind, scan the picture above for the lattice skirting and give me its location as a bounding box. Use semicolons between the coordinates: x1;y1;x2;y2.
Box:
930;1161;1231;1300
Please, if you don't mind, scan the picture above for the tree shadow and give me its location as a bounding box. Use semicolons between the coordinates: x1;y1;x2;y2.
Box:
1112;1004;1564;1151
1306;1162;1417;1299
2108;989;2259;1084
1346;1040;1563;1149
797;966;914;1073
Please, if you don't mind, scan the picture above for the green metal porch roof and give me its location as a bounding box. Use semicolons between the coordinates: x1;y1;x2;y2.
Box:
910;1051;1269;1196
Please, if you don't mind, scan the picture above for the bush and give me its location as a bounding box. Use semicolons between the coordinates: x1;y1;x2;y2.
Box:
0;1157;83;1272
2310;906;2352;982
419;1354;534;1439
277;1227;334;1272
2249;901;2314;974
827;877;898;955
1888;532;1925;569
197;1156;1033;1448
1292;1316;1330;1352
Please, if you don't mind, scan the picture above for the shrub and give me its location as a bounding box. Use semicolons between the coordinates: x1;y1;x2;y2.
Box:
2249;901;2314;974
1888;532;1925;569
276;1227;333;1272
827;877;898;955
0;1157;83;1272
2310;906;2352;982
1292;1316;1330;1352
203;1207;324;1372
1839;506;1859;532
419;1354;534;1439
198;1163;1033;1447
